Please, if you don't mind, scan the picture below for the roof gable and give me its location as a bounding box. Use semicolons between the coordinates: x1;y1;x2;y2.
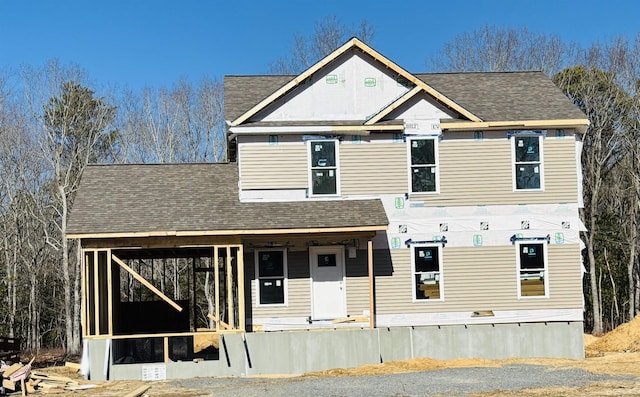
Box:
228;37;480;126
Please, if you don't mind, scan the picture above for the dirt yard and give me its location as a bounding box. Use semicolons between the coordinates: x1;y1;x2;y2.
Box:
18;317;640;396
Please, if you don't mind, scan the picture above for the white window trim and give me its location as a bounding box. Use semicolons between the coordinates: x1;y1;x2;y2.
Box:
307;139;341;197
411;243;444;302
515;241;549;299
407;136;440;194
511;134;545;192
255;248;288;307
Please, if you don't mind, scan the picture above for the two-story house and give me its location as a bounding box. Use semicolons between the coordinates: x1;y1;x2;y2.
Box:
67;38;589;381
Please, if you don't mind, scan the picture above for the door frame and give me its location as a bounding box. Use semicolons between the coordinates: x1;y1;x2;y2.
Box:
309;246;347;320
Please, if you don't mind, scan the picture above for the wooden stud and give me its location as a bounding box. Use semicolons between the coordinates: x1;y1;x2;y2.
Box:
368;240;375;329
214;247;220;331
93;251;100;335
207;313;230;330
226;247;234;329
236;245;245;331
163;337;169;363
111;254;183;312
106;249;113;336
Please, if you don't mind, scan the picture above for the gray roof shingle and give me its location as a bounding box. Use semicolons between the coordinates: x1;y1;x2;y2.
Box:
67;163;388;236
224;71;585;123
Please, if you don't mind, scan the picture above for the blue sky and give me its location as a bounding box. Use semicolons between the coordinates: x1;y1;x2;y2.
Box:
1;0;638;91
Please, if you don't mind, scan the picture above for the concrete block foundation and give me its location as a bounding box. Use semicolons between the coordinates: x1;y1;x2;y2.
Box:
89;321;584;380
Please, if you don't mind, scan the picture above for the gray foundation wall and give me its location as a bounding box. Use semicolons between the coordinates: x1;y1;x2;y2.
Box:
92;321;584;380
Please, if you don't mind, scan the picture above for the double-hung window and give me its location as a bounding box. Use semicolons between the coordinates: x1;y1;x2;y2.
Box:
256;249;287;305
309;140;339;195
516;242;548;298
513;135;543;190
412;245;443;300
409;138;438;193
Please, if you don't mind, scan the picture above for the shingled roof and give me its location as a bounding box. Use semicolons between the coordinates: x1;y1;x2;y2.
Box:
67;163;388;237
224;71;585;124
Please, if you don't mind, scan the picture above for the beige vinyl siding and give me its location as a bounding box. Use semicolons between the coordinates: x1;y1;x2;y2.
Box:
341;142;407;195
345;250;372;316
416;136;578;206
239;143;308;190
249;250;311;318
374;244;583;315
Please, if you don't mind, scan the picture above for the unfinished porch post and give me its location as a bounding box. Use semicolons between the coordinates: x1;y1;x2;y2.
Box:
368;239;375;329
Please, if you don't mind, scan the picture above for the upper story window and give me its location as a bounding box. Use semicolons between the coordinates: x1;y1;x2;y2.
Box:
309;140;339;196
412;245;443;301
255;249;287;306
513;135;543;190
516;242;548;298
409;137;439;193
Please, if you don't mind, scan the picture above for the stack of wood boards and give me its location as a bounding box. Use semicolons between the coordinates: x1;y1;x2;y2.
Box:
1;360;97;395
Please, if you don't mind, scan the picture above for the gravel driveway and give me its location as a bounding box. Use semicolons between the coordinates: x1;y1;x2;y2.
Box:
169;364;637;397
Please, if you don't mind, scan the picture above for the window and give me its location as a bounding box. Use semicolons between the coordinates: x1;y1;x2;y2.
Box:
309;140;338;195
513;135;543;190
412;245;443;300
255;249;287;305
517;242;547;298
409;138;438;193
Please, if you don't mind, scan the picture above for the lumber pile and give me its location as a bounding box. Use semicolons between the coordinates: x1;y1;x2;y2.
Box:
0;360;98;395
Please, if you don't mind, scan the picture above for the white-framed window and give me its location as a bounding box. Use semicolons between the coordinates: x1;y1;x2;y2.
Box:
411;244;443;301
408;137;439;193
308;139;339;196
255;249;287;306
516;242;548;298
513;135;544;190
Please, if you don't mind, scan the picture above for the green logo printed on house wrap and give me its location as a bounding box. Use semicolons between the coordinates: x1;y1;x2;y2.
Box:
326;74;338;84
391;237;401;249
364;77;376;87
394;197;404;209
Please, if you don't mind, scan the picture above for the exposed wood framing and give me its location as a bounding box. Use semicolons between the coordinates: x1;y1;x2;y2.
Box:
237;245;245;331
441;119;590;133
81;253;87;337
214;248;220;331
68;225;387;240
226;248;234;329
111;254;183;312
93;251;100;335
207;313;230;330
107;249;113;336
368;240;375;329
163;337;169;363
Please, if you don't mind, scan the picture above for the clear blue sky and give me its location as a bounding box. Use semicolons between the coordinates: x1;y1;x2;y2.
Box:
1;0;638;91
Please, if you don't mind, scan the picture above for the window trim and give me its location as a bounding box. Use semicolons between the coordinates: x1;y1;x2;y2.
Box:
407;136;440;194
307;139;340;197
515;241;549;299
410;243;444;302
511;134;545;191
255;248;288;307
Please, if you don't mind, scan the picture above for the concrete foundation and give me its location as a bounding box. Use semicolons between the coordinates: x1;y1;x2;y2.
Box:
90;321;584;380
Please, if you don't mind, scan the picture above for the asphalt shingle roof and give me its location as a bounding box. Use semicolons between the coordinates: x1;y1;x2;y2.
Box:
224;71;585;123
67;163;388;236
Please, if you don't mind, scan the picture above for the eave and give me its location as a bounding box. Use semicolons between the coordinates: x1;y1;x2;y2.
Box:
441;118;590;134
67;225;388;240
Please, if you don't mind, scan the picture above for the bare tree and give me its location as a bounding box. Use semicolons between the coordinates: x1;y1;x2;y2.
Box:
269;15;376;75
117;77;226;163
427;25;576;76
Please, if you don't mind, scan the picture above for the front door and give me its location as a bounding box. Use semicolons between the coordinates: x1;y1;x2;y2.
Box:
310;246;346;320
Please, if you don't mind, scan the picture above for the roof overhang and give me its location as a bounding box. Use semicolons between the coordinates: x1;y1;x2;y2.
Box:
67;225;388;240
441;118;590;134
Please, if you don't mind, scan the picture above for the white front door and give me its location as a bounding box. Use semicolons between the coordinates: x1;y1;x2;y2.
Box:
310;246;346;320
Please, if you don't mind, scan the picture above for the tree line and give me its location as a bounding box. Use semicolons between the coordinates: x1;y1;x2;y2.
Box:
0;19;638;354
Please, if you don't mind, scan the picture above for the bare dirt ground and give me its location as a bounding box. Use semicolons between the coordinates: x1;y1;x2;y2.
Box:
20;317;640;396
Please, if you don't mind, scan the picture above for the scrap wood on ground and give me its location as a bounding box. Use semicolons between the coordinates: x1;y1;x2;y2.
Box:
1;358;98;395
